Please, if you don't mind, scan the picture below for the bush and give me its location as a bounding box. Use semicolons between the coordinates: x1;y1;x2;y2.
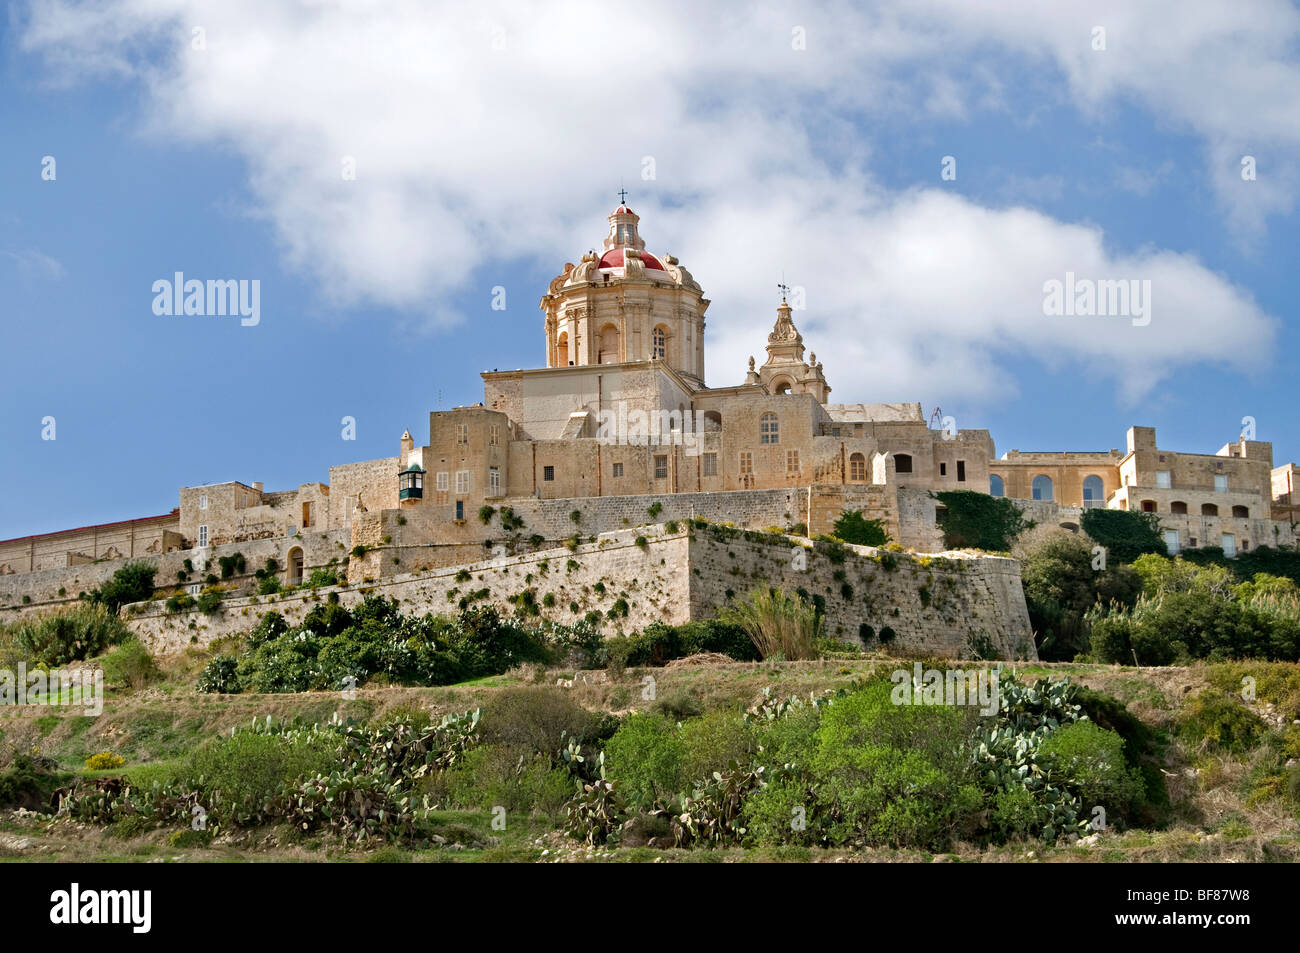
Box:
679;710;754;783
85;752;126;771
166;593;195;614
1176;691;1266;755
478;687;600;755
832;509;890;547
196;655;240;694
101;638;160;691
602;713;687;807
811;681;981;849
0;754;68;810
12;603;132;666
722;588;821;661
186;731;340;826
89;561;157;614
197;590;223;614
1080;508;1166;565
1038;721;1144;817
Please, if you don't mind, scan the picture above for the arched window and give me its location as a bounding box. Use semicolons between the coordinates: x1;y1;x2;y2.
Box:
1201;503;1219;517
1082;475;1104;507
1032;475;1053;501
598;324;620;364
760;412;779;444
849;452;866;482
652;326;667;360
556;331;569;367
1170;501;1188;514
287;547;304;586
702;411;722;433
771;378;793;395
893;453;913;474
989;474;1004;497
1232;505;1249;518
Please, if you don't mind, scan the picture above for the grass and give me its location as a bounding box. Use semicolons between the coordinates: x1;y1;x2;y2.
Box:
1;647;1298;862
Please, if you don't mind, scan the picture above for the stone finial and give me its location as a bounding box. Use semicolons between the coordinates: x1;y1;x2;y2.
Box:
748;355;755;371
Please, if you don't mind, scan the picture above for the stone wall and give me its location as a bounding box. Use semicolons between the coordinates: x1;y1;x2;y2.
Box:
131;522;1035;661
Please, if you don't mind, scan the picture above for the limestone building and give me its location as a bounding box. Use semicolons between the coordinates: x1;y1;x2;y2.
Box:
2;201;1298;612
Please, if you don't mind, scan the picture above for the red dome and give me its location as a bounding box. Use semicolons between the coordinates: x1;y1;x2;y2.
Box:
612;204;635;215
598;248;666;271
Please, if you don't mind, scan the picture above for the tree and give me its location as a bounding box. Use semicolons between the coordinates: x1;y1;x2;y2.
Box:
89;561;157;614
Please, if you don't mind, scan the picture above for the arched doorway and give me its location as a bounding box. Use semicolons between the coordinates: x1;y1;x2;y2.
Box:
287;547;304;586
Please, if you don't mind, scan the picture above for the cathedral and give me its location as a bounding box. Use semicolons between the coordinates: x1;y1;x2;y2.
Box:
2;201;1298;606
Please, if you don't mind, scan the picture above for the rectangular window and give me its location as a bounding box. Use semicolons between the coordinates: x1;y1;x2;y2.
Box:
543;465;555;482
199;495;208;510
302;501;312;528
436;471;449;491
612;462;624;478
197;525;208;548
1215;474;1228;492
939;463;946;476
1156;470;1171;489
455;500;464;521
489;466;501;496
702;453;717;477
956;460;966;482
786;450;799;475
489;424;499;446
654;455;668;479
456;424;468;445
739;452;753;474
455;470;469;494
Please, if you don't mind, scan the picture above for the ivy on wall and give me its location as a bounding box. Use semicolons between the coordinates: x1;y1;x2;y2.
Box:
933;491;1030;552
1079;509;1165;564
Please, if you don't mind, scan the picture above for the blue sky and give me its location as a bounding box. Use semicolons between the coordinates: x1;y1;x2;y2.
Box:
2;1;1298;538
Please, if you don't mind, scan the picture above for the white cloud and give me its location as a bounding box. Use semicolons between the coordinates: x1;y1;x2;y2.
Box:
15;0;1290;406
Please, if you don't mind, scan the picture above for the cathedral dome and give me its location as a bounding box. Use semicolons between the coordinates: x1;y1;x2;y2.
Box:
597;247;666;271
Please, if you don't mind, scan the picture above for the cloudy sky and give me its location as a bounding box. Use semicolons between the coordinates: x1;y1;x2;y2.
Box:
2;1;1297;537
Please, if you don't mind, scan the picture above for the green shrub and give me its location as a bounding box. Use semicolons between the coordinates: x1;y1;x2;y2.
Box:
88;561;157;614
1080;509;1166;564
101;638;161;691
603;713;687;807
12;602;132;666
810;681;980;849
1176;691;1265;755
679;710;754;782
166;593;195;614
832;509;889;547
186;731;340;826
478;687;599;755
196;655;240;694
197;590;223;614
0;754;69;810
1039;721;1144;817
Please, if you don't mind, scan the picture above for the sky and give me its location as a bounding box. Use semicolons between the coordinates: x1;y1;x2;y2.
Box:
1;0;1298;539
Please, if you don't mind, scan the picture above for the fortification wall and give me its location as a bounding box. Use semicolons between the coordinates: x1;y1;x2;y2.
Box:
130;522;1034;661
